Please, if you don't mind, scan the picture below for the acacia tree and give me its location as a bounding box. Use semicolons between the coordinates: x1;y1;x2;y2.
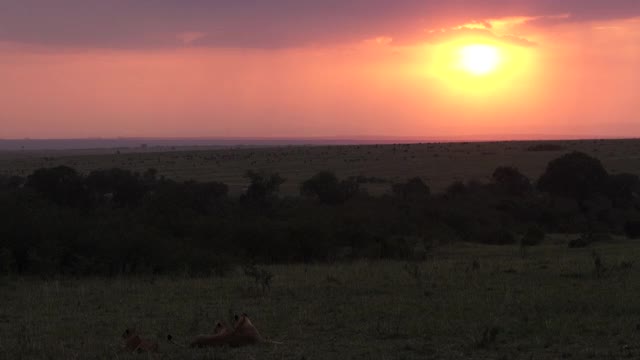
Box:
537;152;609;202
492;166;532;196
301;171;359;205
243;170;285;205
392;177;430;200
537;152;609;234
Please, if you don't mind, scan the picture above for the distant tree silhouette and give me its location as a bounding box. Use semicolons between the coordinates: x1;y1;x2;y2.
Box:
537;152;608;201
492;166;532;196
392;177;430;200
86;168;145;207
301;171;359;205
606;173;640;208
26;166;87;207
244;170;285;204
0;175;24;190
446;181;467;197
538;152;611;234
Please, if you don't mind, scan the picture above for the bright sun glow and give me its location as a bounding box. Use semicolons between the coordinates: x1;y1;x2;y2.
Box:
422;38;536;98
458;44;501;75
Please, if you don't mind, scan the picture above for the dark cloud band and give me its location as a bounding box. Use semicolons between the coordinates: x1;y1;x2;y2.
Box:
0;0;638;48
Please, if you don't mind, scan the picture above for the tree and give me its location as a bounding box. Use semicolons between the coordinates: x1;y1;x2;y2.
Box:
243;170;285;205
301;171;359;205
26;166;88;207
492;166;532;196
537;152;609;201
392;177;430;200
85;168;146;207
606;173;640;208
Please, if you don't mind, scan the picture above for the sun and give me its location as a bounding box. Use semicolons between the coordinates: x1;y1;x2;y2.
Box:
458;44;501;76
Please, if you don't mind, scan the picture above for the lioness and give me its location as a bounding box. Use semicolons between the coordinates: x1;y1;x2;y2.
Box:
122;328;159;353
188;313;281;348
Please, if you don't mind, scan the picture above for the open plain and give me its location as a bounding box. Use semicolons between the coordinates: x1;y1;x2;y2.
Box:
2;139;639;195
2;238;640;359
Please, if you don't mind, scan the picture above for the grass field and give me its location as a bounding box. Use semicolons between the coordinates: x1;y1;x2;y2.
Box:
3;237;640;359
2;139;640;195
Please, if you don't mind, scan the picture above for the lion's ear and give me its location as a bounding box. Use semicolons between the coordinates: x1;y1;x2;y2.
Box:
234;314;239;321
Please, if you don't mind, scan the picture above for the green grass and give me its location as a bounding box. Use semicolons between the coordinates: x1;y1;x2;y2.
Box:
3;238;640;359
2;139;640;195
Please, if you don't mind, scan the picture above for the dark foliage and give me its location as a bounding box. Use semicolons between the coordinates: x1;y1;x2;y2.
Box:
526;144;565;152
242;170;285;206
568;238;590;248
392;177;430;200
0;151;638;276
521;226;545;246
537;152;609;201
492;166;532;196
301;171;359;205
607;173;640;208
625;221;640;239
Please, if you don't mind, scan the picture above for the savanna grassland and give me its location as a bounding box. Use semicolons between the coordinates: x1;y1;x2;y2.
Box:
2;139;640;195
2;139;640;359
2;238;640;360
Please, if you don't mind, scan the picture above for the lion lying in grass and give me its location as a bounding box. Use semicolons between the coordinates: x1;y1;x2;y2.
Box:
169;313;282;348
121;328;159;353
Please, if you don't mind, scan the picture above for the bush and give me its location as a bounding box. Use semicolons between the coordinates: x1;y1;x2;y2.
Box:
607;173;640;208
0;248;15;274
26;166;88;207
625;220;640;239
521;226;545;246
243;170;285;205
446;181;467;197
392;177;430;200
477;229;517;245
301;171;359;205
86;168;148;207
568;238;589;248
492;166;532;196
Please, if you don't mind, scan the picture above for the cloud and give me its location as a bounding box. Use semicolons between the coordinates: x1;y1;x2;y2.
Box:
426;28;538;47
0;0;638;49
424;16;546;47
176;32;206;45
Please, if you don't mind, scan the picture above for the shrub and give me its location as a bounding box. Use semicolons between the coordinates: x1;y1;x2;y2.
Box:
492;166;532;196
301;171;359;205
445;181;467;197
607;173;640;208
243;170;285;205
392;177;430;200
625;220;640;239
521;226;545;246
0;248;15;275
477;229;517;245
26;166;88;207
568;238;589;248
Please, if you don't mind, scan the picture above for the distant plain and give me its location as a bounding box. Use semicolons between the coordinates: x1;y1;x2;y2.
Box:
2;139;639;195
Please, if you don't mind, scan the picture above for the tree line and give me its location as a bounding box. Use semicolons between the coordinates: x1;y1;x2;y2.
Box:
0;151;639;276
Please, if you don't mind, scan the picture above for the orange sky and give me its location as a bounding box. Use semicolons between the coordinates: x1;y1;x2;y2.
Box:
1;2;639;139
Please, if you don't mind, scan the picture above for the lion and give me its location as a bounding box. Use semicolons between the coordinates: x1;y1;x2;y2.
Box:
167;320;232;348
188;313;282;348
214;320;231;336
122;328;159;353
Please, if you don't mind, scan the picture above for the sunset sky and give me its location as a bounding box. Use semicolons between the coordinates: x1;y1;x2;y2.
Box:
1;1;639;140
